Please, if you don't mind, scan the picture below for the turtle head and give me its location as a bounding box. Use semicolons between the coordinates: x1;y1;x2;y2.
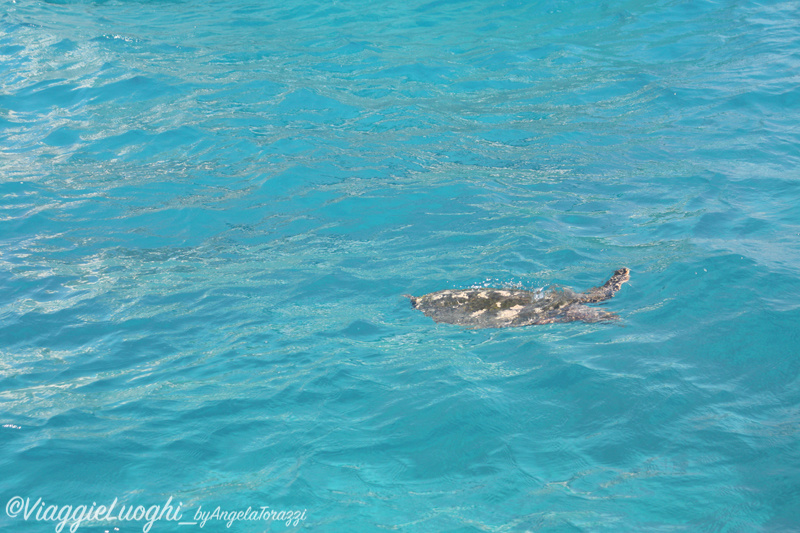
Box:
607;268;631;290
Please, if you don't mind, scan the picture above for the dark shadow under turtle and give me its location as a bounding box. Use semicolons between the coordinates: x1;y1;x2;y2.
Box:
407;268;630;329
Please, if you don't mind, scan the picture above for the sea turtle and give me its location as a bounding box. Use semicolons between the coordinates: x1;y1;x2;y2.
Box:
407;268;630;329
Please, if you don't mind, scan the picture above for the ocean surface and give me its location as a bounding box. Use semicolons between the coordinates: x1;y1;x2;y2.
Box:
1;0;799;531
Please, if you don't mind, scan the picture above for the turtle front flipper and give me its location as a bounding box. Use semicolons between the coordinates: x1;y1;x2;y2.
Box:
563;304;621;323
578;268;630;303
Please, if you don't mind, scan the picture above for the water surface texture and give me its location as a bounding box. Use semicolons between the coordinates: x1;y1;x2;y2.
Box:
2;0;800;531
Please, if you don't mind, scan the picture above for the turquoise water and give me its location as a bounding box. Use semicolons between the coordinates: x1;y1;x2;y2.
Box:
2;0;800;531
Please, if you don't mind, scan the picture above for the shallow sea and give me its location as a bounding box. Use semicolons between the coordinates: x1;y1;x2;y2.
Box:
1;0;800;531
